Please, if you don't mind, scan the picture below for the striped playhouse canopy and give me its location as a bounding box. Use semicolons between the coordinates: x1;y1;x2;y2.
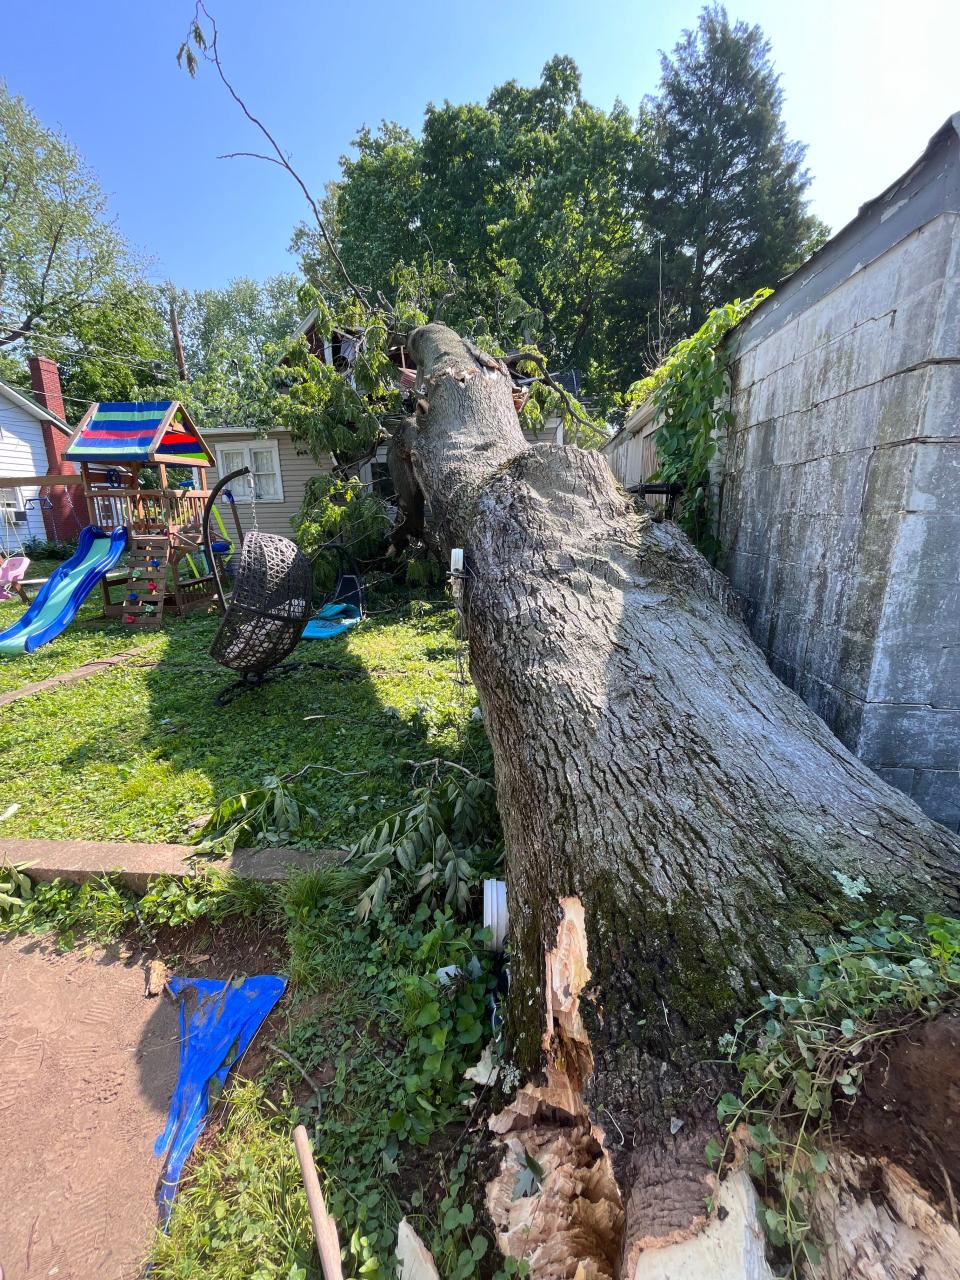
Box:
65;401;213;467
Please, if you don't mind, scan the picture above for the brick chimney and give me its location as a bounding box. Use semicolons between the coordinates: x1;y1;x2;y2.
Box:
27;355;83;541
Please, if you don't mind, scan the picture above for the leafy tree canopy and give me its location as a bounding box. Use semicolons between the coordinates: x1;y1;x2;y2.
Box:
0;82;135;350
292;14;825;414
181;287;403;456
172;273;310;433
41;281;173;406
172;273;303;374
0;82;175;408
294;56;656;405
3;5;828;476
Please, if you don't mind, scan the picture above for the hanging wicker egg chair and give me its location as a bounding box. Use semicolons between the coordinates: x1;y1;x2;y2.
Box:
203;468;313;677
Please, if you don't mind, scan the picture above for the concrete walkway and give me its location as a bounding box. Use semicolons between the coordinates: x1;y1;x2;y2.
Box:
0;837;346;893
0;649;150;709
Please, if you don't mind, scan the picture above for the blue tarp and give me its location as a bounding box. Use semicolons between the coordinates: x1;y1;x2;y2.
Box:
155;974;286;1223
302;601;362;641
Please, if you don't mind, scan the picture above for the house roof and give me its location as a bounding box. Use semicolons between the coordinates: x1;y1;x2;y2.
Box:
600;396;656;454
64;401;214;466
291;310;365;349
0;377;70;434
291;308;319;341
201;425;265;437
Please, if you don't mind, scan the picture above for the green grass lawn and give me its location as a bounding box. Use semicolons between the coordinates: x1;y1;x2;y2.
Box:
1;584;507;1280
0;557;145;693
0;594;474;845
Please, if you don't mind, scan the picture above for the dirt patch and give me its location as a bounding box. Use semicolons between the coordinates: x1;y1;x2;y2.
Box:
146;915;286;980
0;934;181;1280
0;917;290;1280
839;1007;960;1210
147;916;290;1082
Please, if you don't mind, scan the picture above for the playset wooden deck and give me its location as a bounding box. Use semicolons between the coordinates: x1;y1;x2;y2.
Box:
62;400;236;630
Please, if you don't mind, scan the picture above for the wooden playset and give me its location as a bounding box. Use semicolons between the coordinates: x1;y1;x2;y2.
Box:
62;400;239;630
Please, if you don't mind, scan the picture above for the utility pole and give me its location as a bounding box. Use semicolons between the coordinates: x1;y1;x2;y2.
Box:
168;296;188;382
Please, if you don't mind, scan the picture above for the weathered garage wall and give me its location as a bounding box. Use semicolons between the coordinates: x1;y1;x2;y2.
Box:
719;119;960;830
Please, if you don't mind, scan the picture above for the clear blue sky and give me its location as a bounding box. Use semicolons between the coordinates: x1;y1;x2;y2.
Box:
3;1;958;290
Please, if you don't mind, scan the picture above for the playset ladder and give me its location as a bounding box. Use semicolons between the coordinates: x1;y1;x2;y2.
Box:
121;534;170;630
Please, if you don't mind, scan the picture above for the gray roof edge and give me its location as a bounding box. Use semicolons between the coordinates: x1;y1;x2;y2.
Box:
728;112;960;355
291;307;319;340
0;377;70;433
600;395;657;453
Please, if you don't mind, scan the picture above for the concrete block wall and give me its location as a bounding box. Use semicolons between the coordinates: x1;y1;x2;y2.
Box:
719;212;960;830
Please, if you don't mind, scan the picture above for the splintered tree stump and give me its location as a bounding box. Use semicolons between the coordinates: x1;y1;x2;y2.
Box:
391;323;960;1278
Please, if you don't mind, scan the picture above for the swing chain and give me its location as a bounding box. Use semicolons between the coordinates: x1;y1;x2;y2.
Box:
248;470;259;534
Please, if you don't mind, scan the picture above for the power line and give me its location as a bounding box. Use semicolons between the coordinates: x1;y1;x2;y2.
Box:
0;380;131;410
1;336;176;378
0;375;210;415
0;376;293;426
0;319;178;377
0;313;409;435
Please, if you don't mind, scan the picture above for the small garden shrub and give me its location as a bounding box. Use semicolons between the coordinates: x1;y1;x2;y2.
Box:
22;536;78;561
405;551;444;588
0;869;278;947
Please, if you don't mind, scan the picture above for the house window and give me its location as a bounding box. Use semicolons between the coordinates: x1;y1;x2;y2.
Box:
0;491;27;551
359;446;395;503
0;490;26;524
215;441;284;503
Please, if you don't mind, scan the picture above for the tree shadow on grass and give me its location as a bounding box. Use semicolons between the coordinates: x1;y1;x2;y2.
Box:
6;594;462;849
135;597;471;852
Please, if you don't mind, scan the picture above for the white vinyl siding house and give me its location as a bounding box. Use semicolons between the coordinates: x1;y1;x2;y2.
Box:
0;379;69;552
600;397;658;491
204;427;332;538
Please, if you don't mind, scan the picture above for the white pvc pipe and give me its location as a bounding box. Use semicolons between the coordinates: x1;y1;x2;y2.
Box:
483;878;508;952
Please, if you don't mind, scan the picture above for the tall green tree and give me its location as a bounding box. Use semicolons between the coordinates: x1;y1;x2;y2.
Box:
173;273;303;376
171;274;325;433
0;83;174;408
642;4;827;326
37;281;173;406
295;58;656;401
0;82;134;348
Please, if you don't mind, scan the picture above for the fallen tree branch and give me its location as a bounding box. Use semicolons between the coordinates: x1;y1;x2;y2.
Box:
504;349;596;433
269;1041;323;1096
183;2;371;313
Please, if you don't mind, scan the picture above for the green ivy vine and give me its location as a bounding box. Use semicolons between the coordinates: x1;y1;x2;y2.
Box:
627;288;771;555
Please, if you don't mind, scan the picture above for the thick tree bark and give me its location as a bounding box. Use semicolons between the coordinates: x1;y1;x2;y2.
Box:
400;323;960;1278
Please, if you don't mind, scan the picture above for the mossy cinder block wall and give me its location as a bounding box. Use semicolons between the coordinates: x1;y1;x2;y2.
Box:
719;209;960;832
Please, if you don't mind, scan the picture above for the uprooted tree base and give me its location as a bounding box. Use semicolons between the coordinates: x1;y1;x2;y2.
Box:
389;323;960;1277
840;1008;960;1204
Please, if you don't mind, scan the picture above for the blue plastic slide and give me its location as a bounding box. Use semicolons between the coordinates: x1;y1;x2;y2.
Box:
0;525;128;655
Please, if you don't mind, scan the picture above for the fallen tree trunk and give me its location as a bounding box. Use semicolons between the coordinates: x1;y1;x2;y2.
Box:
398;323;960;1277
